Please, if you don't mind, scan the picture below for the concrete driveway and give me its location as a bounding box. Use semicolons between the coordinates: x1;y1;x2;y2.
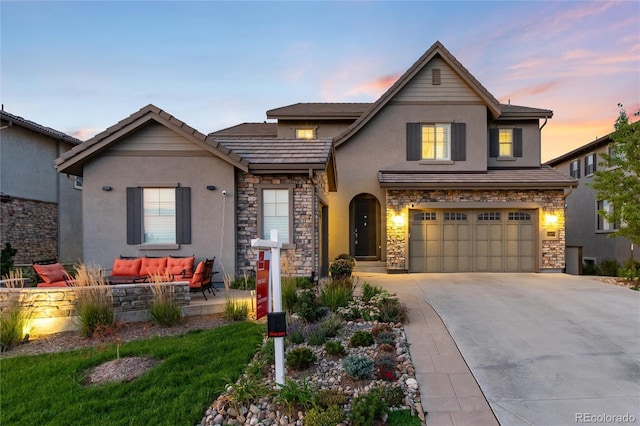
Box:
358;272;640;426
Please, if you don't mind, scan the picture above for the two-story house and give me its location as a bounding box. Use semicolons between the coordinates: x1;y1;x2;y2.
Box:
546;134;639;274
55;41;576;277
1;109;83;265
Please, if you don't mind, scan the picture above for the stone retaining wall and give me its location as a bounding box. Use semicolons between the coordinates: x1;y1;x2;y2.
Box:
0;282;190;335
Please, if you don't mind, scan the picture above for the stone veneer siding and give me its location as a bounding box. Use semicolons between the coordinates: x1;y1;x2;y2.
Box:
0;197;58;264
386;189;566;272
236;171;327;278
0;283;189;335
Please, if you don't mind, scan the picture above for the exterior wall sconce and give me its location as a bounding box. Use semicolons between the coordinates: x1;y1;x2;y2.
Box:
392;214;405;226
102;186;113;191
206;185;217;191
543;213;558;227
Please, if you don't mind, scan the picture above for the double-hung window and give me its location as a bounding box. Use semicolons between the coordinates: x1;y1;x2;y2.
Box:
569;160;580;178
127;186;191;245
421;123;450;160
498;129;513;157
489;128;523;158
585;153;596;176
596;200;618;231
259;187;293;244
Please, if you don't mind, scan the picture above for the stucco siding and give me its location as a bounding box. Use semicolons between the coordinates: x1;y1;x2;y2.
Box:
276;120;354;139
488;120;542;168
81;148;236;277
394;57;483;103
1;125;59;202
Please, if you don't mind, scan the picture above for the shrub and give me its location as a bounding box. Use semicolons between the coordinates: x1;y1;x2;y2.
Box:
71;263;114;337
371;323;392;337
361;282;384;302
305;405;345;426
329;258;354;280
274;378;315;416
378;297;409;324
294;289;326;323
342;354;374;380
320;281;353;311
375;352;397;381
225;375;269;410
313;388;347;409
598;258;620;277
378;384;405;407
349;331;374;347
282;277;298;312
320;312;344;338
376;330;396;345
324;340;346;356
349;391;387;426
149;279;182;327
305;323;327;346
286;347;317;371
0;273;31;352
335;253;356;267
224;297;249;321
378;343;395;353
286;319;305;344
230;272;256;290
0;242;18;277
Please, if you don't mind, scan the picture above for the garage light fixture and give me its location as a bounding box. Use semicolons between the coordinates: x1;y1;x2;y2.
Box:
392;214;405;226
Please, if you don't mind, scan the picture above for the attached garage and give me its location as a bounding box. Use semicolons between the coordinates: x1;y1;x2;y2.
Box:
409;209;536;272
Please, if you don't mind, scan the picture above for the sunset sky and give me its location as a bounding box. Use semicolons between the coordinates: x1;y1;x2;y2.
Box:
1;1;638;162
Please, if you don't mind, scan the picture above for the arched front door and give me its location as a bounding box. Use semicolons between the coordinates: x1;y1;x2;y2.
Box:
350;194;380;260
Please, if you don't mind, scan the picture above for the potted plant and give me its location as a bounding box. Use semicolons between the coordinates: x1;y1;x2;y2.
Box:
329;254;356;280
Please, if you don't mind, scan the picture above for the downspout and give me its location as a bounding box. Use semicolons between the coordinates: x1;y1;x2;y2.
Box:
310;168;317;280
539;117;548;131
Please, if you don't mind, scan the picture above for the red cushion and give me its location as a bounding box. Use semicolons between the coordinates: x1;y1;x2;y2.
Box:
112;258;142;276
37;280;69;288
167;256;195;276
33;263;68;284
140;257;168;276
189;261;205;289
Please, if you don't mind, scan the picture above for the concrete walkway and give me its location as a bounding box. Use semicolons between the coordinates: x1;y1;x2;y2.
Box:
355;272;640;426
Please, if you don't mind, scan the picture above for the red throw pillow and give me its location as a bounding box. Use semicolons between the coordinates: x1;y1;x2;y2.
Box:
112;258;142;276
167;256;195;276
140;257;168;276
33;263;67;284
189;261;205;288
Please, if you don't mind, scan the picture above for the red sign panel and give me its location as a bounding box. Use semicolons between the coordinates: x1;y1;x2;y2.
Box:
256;250;270;320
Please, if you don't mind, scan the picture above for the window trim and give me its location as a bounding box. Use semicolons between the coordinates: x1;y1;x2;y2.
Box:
257;184;295;247
596;200;618;232
569;159;580;178
421;123;451;160
585;153;597;176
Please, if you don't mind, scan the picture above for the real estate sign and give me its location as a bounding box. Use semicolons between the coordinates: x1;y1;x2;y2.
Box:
256;250;270;320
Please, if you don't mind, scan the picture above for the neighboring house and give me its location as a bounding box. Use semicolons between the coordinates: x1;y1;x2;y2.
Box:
545;134;639;274
54;106;336;279
55;41;577;277
0;109;83;265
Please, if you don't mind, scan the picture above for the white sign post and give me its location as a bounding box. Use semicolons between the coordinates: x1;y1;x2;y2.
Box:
251;230;285;386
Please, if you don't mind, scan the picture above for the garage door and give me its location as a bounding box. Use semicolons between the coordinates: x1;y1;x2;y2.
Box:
409;209;536;272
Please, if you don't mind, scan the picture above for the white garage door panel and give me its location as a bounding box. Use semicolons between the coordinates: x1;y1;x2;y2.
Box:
409;209;536;272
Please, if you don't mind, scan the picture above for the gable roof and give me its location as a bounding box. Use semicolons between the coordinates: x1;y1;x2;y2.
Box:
334;41;503;147
266;103;371;120
55;104;249;176
210;122;277;138
499;103;553;120
214;137;337;191
0;110;82;146
545;134;612;167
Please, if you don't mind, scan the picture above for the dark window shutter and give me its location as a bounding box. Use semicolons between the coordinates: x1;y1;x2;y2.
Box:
593;154;597;172
176;187;191;244
451;123;466;161
513;128;523;157
406;123;421;160
489;128;499;157
126;187;142;245
584;157;588;176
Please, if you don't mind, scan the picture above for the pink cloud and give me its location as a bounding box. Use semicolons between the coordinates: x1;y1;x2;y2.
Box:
499;81;560;103
70;127;101;141
346;73;400;98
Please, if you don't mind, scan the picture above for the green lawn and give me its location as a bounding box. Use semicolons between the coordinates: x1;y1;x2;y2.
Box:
0;321;264;426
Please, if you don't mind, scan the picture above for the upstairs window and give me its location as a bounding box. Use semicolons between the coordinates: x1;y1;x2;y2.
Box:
406;122;466;161
499;129;513;157
570;160;580;178
489;128;522;158
608;146;623;168
596;200;619;231
422;123;450;160
585;153;596;176
296;128;315;139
